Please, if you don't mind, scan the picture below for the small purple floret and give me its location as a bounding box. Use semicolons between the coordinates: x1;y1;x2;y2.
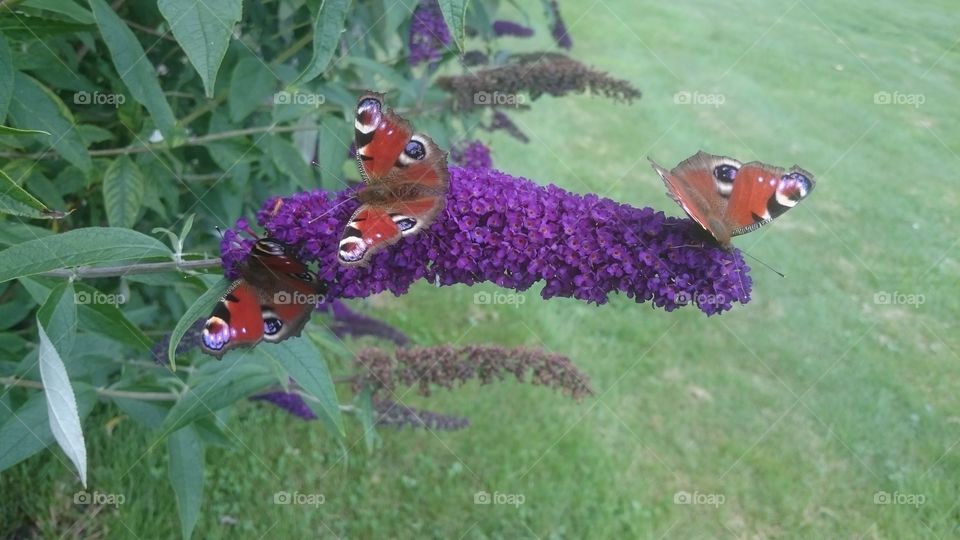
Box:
408;1;451;66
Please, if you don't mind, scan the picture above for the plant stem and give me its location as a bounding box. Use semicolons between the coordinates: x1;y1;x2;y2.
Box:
0;125;316;160
38;258;222;279
1;376;178;401
1;376;357;411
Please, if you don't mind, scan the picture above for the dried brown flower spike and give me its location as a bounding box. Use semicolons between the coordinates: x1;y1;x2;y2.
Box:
437;53;641;110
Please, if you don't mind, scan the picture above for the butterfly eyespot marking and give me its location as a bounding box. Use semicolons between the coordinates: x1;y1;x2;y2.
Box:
261;309;283;336
775;171;814;208
712;163;738;197
201;317;230;350
404;139;426;160
355;97;382;134
713;164;738;182
392;214;418;232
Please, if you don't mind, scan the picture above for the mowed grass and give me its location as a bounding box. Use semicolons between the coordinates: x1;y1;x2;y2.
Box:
4;0;960;537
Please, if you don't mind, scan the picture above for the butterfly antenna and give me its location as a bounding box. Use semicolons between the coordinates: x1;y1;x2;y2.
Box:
214;226;224;240
308;196;356;224
741;250;785;278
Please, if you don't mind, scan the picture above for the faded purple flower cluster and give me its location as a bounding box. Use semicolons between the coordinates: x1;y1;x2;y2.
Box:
248;391;470;430
493;20;535;38
461;50;489;67
408;0;451;66
549;1;573;49
450;141;493;170
222;167;751;314
318;300;410;346
488;110;529;143
375;399;470;431
250;391;317;420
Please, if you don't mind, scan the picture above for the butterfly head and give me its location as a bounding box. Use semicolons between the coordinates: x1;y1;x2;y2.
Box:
253;238;288;257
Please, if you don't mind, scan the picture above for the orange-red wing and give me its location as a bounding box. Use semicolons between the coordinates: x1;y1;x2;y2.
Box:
649;151;742;244
338;205;403;265
725;162;815;237
355;92;413;181
200;281;265;358
723;163;784;230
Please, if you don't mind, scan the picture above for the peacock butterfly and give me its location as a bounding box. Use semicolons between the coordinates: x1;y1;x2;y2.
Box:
649;151;815;247
201;238;326;358
338;91;450;266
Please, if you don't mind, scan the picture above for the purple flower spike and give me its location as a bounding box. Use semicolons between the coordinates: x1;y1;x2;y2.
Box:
221;167;752;315
317;300;411;345
408;1;451;66
493;20;535;38
450;141;493;170
549;1;573;49
250;391;317;420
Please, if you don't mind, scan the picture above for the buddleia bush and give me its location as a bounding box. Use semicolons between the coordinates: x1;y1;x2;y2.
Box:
0;1;720;537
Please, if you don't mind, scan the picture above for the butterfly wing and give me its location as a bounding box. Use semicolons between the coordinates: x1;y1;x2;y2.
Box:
355;92;412;181
341;92;450;266
244;239;325;343
201;280;266;358
724;162;815;237
649;151;742;245
201;239;325;358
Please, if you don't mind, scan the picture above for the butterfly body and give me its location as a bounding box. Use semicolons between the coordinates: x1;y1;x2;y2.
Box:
201;239;326;358
649;151;815;247
339;92;450;266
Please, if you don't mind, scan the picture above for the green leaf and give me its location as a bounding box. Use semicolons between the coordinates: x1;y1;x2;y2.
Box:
37;321;88;486
161;363;276;434
36;282;77;356
168;278;230;367
168;425;204;540
437;0;468;54
228;56;277;122
315;117;350;190
7;72;91;172
0;383;95;473
0;169;67;220
296;0;352;83
0;125;51;136
88;0;177;139
22;0;95;24
0;227;171;283
265;339;345;441
20;278;152;352
268;135;313;189
0;15;93;38
112;394;170;428
0;222;53;247
354;385;380;453
0;32;12;121
158;0;242;98
102;155;145;228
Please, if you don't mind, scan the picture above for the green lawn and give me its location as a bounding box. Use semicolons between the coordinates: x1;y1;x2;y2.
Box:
4;0;960;537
